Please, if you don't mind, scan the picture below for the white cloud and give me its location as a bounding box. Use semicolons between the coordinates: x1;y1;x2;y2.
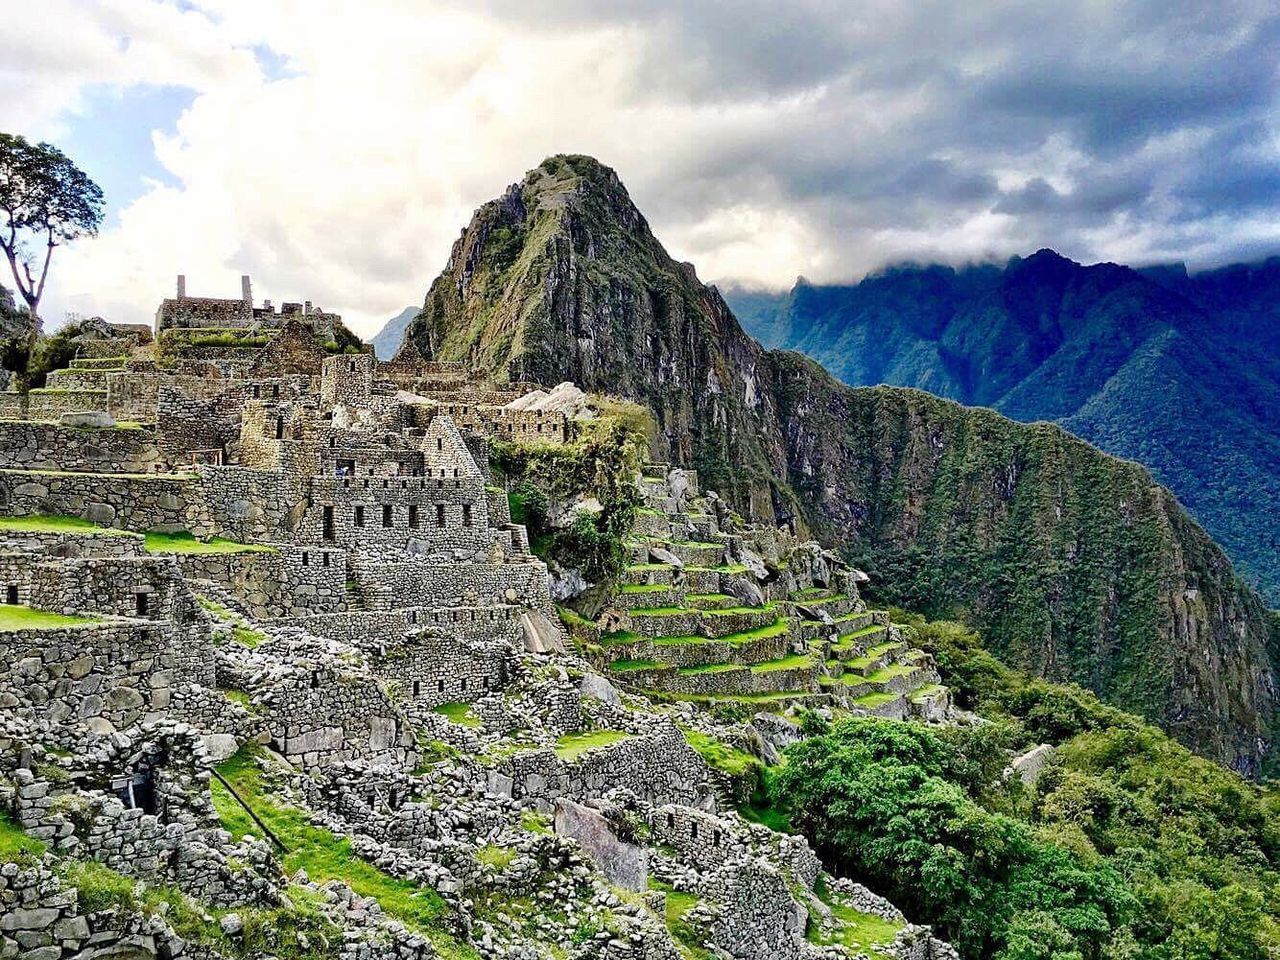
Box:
6;0;1280;336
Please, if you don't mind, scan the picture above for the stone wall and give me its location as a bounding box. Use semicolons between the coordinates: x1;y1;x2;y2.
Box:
261;672;417;769
378;632;513;709
25;388;108;421
0;621;213;734
490;727;715;809
0;469;203;535
0;420;167;473
172;546;348;619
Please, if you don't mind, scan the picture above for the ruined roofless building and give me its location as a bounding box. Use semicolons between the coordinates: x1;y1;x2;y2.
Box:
155;273;339;341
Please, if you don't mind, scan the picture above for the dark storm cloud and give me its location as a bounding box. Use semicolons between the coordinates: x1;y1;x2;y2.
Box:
461;0;1280;276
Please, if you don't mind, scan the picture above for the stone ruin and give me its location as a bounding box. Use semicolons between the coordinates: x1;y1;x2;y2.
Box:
0;283;961;960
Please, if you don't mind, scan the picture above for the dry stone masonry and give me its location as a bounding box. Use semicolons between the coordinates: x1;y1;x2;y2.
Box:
0;280;961;960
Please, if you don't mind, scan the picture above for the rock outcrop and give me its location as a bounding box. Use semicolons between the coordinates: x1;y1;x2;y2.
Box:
408;154;1279;774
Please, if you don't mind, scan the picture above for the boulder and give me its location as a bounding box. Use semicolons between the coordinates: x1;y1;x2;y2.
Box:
724;576;765;608
554;799;648;891
648;545;684;570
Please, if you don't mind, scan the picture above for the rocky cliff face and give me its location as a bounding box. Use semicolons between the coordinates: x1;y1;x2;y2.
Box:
409;154;1279;774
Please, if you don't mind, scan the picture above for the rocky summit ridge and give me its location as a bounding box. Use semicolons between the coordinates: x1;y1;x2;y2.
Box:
408;154;1279;774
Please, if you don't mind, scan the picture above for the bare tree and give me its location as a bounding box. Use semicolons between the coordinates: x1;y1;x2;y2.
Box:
0;132;104;332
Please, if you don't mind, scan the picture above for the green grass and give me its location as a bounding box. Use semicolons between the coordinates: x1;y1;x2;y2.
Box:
685;593;734;603
0;513;129;535
432;701;481;727
0;811;47;864
475;844;516;871
0;605;98;632
609;658;664;672
520;811;552;835
553;730;632;761
807;885;902;959
863;664;917;684
224;690;255;710
620;583;671;594
629;607;690;617
680;728;761;778
625;562;670;572
702;603;775;616
210;748;475;959
750;654;814;674
233;625;265;649
144;531;276;554
649;880;713;960
651;620;790;647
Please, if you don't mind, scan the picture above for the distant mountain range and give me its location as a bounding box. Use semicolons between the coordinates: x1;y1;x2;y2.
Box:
370;306;419;360
726;252;1280;606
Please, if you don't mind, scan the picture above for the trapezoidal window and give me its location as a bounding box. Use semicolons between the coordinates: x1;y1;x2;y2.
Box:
436;504;445;527
354;505;365;528
4;584;16;605
134;592;149;616
382;505;393;528
408;505;419;529
274;416;284;440
461;504;472;527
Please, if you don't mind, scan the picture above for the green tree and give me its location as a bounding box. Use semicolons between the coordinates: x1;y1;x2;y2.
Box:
0;132;103;329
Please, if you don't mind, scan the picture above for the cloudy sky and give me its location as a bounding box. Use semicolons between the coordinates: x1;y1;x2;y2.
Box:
6;0;1280;336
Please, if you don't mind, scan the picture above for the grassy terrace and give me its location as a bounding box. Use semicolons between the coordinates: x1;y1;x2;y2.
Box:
0;605;98;632
143;531;276;555
0;467;196;480
211;748;474;959
749;654;814;674
620;583;672;594
432;701;481;727
863;664;917;684
0;515;274;554
807;883;902;959
610;658;664;672
851;692;900;710
680;728;761;778
0;514;129;535
641;620;790;647
554;730;633;760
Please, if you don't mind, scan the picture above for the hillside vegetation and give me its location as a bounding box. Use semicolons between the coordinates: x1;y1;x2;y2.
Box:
406;154;1279;774
769;615;1280;959
727;254;1280;606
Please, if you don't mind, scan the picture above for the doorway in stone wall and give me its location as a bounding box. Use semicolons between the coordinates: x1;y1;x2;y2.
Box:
322;505;335;542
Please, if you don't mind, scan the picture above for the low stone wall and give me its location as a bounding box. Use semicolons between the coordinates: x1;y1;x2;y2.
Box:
490;727;715;809
0;621;213;734
261;672;417;769
0;468;204;534
26;388;108;421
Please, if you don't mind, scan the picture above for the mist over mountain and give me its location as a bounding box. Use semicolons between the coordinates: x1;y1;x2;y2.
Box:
407;154;1279;774
727;253;1280;606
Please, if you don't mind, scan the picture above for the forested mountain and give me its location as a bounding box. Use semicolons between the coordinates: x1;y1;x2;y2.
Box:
727;253;1280;605
406;155;1279;774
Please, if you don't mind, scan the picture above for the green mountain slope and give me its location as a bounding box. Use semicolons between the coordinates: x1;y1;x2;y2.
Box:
408;154;1279;775
727;254;1280;605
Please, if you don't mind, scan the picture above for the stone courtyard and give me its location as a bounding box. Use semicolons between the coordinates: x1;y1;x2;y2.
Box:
0;283;961;960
